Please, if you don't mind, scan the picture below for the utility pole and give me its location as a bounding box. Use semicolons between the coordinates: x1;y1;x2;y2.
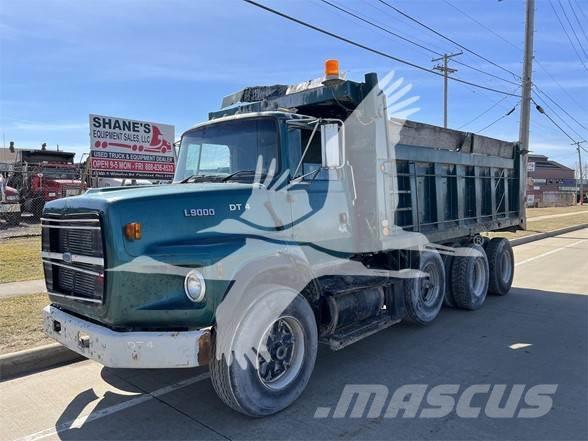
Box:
574;141;586;205
432;51;462;128
518;0;535;229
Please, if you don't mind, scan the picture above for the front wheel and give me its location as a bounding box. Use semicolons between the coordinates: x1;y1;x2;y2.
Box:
210;284;318;417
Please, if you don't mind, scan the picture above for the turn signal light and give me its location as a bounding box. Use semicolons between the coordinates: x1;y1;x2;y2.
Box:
124;222;142;240
325;59;340;79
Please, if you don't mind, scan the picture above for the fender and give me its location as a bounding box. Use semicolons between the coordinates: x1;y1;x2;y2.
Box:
228;242;322;308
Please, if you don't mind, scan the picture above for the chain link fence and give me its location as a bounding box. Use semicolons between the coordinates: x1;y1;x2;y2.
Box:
0;163;86;228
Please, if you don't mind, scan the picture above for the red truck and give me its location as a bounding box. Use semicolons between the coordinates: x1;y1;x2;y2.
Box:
0;175;21;226
7;150;85;219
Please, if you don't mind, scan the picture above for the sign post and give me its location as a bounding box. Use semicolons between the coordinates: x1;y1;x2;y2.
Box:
89;114;175;180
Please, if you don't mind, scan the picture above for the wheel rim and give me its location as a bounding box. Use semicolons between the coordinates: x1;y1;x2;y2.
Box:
472;259;486;297
256;316;305;391
420;261;441;307
499;251;512;284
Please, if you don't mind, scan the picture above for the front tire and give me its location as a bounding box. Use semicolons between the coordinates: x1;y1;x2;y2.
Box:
210;284;318;417
486;238;514;296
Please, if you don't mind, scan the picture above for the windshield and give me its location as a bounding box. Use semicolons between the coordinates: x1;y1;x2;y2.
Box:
41;168;79;180
174;117;279;183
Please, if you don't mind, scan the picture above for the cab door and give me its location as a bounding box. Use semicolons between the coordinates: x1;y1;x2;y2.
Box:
286;125;354;266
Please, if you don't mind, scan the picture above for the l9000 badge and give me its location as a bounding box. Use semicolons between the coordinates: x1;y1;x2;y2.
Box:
184;208;215;217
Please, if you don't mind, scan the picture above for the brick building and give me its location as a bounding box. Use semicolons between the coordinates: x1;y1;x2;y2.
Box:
527;154;576;207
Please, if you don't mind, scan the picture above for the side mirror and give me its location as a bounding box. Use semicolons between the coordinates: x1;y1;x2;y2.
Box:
321;123;343;169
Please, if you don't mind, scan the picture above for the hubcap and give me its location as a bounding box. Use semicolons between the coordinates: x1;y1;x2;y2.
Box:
257;317;305;391
472;259;486;297
420;262;441;307
499;251;512;284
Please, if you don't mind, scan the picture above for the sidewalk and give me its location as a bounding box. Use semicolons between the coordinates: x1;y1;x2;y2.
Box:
0;279;45;299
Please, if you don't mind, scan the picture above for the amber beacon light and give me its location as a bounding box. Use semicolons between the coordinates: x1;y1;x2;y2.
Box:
124;222;142;240
325;59;340;80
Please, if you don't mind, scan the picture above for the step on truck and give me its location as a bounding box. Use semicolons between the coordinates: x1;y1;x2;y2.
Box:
42;61;524;417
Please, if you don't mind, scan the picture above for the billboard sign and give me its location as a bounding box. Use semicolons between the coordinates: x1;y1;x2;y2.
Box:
89;114;175;180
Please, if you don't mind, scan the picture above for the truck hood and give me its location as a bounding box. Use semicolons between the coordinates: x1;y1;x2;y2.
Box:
82;182;256;203
44;181;277;258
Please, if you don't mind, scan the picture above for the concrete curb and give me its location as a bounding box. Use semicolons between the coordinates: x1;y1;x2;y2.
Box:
1;223;586;381
0;343;84;381
510;223;588;247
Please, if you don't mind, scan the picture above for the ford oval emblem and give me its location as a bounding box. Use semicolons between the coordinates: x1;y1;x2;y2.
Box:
63;252;73;264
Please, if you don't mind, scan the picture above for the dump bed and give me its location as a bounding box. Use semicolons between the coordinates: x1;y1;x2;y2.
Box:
209;72;525;246
384;118;523;244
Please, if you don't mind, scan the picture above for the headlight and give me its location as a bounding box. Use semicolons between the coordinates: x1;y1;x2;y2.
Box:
184;270;206;303
48;192;57;197
6;195;17;201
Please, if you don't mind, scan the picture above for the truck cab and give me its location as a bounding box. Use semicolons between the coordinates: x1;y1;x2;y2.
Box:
10;150;84;218
42;63;522;417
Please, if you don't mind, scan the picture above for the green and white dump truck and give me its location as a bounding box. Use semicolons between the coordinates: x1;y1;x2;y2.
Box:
42;64;525;416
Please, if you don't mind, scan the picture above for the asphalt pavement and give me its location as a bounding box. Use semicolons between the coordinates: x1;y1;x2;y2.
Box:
1;230;587;441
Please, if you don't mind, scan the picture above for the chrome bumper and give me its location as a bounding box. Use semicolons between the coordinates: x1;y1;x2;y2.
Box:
43;305;211;368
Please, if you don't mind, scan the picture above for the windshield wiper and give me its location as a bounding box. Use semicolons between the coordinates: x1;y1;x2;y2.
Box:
221;170;261;182
179;174;222;183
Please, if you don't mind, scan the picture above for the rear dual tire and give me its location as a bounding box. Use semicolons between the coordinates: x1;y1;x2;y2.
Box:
486;238;514;296
404;251;446;325
451;244;489;310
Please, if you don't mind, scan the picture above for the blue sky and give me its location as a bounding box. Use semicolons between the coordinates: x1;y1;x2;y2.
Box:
1;0;587;168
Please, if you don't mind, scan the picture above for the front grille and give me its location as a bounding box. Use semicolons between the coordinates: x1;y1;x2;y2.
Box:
41;214;105;304
56;227;103;257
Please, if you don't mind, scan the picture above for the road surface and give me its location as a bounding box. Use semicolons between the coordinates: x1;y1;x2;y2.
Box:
1;230;587;441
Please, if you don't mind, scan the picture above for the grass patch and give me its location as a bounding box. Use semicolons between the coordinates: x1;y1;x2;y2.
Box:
0;237;43;283
0;293;51;355
487;211;588;240
527;205;588;218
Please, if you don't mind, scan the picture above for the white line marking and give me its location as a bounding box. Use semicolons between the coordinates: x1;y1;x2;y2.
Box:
16;372;210;441
515;239;587;267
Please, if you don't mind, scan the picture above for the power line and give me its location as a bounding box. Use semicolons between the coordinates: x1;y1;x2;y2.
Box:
577;1;588;23
477;105;517;134
458;92;515;130
534;60;588;112
441;0;521;51
533;85;588;133
442;0;587;113
241;0;521;97
558;0;588;58
374;0;520;80
533;99;578;143
533;90;586;140
317;0;520;87
317;0;439;57
550;0;588;73
567;0;588;44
